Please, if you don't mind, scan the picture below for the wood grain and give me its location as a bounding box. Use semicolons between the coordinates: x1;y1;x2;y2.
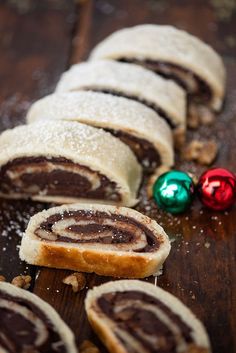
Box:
0;1;235;352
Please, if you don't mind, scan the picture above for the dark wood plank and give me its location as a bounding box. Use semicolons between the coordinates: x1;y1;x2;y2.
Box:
66;2;236;352
77;0;236;62
0;0;75;291
0;1;235;353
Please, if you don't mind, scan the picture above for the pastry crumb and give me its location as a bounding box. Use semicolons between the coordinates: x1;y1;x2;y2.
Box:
79;340;100;353
188;104;200;129
62;272;86;293
204;242;211;249
11;275;32;289
198;106;215;125
173;126;186;148
188;104;215;128
0;275;6;282
182;139;218;165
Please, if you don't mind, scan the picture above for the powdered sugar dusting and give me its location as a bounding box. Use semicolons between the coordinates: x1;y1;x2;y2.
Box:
89;24;225;100
55;60;186;126
26;91;173;164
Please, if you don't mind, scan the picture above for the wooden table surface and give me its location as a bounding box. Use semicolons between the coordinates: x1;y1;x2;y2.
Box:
0;1;235;352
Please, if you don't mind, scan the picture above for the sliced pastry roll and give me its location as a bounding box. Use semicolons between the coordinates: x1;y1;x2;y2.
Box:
55;60;186;138
0;282;77;353
20;203;171;278
85;280;211;353
90;24;226;112
0;121;141;206
27;91;174;170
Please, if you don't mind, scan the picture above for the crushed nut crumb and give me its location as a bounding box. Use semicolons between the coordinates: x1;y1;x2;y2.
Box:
188;104;200;129
12;275;32;289
79;340;100;353
173;125;186;149
188;104;215;129
62;272;86;293
198;106;215;125
0;275;6;282
182;139;218;165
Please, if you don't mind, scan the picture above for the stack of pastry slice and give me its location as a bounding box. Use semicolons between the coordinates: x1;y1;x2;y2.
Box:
0;24;226;204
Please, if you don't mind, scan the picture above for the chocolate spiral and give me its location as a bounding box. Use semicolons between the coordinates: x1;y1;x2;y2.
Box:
0;290;67;353
35;210;161;253
119;59;212;105
97;291;195;353
0;156;121;202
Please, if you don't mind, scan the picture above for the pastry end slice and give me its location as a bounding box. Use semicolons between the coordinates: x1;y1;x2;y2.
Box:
85;280;211;353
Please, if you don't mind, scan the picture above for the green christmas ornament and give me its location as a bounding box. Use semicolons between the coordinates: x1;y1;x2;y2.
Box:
153;170;195;214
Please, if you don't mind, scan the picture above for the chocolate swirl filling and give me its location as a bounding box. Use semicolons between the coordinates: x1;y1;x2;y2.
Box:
0;290;67;353
105;129;161;170
35;210;161;253
0;156;121;202
119;58;212;106
96;290;194;353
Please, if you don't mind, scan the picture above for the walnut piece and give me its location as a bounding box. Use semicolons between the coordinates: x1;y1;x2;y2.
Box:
0;275;6;282
79;340;100;353
62;272;86;293
173;125;186;149
11;275;32;289
182;140;218;165
198;106;215;125
188;103;215;129
188;103;200;129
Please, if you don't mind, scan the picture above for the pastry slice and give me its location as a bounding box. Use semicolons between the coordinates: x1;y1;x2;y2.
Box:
55;60;186;140
0;121;141;206
0;282;77;353
90;24;226;112
19;203;171;278
27;91;174;170
85;280;211;353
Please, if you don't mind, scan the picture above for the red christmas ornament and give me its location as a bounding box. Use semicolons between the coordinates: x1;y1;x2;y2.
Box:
198;168;236;211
